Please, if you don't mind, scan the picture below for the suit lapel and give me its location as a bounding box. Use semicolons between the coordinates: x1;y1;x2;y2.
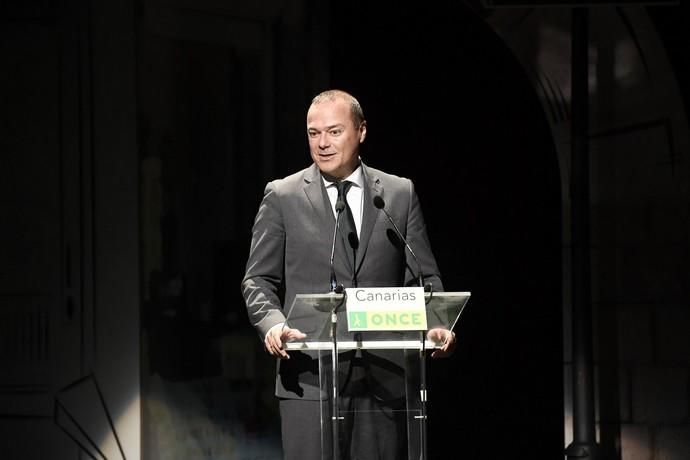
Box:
303;164;354;275
303;165;328;221
355;164;382;276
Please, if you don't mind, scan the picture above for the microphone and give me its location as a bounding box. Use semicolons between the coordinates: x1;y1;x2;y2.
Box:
330;200;346;293
373;195;424;288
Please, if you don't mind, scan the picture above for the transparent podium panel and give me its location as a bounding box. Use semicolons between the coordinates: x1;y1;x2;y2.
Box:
284;291;470;460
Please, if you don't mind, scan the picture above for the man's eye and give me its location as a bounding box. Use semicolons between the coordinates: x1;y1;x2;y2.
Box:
308;131;319;138
329;129;342;136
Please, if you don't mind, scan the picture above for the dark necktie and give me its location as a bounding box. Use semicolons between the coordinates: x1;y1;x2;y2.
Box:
335;180;358;249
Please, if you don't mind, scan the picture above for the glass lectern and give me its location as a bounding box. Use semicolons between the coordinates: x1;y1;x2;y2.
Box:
284;290;470;460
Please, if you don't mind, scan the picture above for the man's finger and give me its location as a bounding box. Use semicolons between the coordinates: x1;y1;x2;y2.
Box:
285;329;306;341
279;327;306;343
429;329;456;358
265;332;290;359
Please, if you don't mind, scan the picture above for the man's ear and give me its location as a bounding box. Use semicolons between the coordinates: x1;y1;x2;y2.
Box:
359;121;367;143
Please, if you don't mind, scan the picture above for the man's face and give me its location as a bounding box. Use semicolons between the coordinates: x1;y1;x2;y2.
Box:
306;97;366;181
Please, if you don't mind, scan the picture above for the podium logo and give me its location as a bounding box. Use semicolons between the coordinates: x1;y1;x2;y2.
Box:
348;311;425;330
345;287;427;331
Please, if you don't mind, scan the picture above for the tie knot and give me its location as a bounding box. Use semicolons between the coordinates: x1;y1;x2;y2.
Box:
336;180;353;197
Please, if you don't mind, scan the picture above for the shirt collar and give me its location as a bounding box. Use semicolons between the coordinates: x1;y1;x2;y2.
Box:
322;163;363;189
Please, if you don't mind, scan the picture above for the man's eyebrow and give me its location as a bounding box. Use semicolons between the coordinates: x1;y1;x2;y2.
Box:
308;123;345;131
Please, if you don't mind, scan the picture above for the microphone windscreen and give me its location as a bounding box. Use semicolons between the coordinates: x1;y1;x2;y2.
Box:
373;195;385;209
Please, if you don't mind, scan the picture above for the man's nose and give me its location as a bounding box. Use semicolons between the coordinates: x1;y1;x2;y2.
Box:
318;132;330;148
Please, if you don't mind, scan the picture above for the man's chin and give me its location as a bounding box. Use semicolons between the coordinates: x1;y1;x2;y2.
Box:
319;170;341;182
317;163;341;179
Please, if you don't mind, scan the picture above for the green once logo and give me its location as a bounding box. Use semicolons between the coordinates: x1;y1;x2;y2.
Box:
370;312;423;327
349;311;368;328
349;310;425;330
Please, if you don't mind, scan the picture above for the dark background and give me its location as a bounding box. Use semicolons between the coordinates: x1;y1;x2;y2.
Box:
138;2;564;457
1;0;689;459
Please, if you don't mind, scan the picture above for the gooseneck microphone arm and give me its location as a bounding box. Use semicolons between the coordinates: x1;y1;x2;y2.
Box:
330;200;346;293
373;195;424;288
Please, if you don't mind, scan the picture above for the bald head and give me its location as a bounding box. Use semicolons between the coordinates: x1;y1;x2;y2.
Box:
310;89;365;127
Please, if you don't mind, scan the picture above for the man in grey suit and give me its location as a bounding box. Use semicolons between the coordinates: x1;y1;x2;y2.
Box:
241;89;456;459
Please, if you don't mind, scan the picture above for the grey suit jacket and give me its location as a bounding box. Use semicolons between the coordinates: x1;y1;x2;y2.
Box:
241;161;443;400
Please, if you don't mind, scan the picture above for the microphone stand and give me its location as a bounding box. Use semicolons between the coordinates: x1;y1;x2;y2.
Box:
329;199;345;459
374;196;430;459
330;290;346;460
414;267;429;460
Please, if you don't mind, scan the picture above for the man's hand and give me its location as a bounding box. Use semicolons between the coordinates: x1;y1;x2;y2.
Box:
264;325;306;359
426;328;457;358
